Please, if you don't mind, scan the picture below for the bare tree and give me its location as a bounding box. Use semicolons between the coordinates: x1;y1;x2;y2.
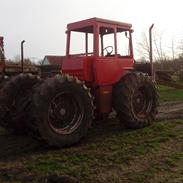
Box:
136;32;150;61
6;55;35;65
153;30;168;62
169;39;175;61
137;29;169;63
177;38;183;58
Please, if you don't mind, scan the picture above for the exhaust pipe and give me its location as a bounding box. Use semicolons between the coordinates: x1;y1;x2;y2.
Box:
21;40;25;73
0;37;5;62
0;36;4;51
149;24;154;79
0;36;5;77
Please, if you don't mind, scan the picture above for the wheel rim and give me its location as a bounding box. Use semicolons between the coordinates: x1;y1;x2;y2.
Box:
132;85;153;119
48;92;84;135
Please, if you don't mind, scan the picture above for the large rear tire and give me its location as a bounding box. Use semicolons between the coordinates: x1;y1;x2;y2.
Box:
113;73;158;129
27;75;94;148
0;74;40;134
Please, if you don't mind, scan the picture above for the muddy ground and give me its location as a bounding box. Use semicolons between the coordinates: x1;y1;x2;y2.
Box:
108;100;183;120
0;101;183;183
156;101;183;120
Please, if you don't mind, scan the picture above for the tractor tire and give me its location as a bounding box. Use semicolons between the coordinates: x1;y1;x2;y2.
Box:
0;74;40;134
0;77;3;89
0;77;7;90
27;74;94;148
113;72;158;129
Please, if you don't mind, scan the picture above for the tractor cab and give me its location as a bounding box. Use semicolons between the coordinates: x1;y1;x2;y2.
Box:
62;18;134;85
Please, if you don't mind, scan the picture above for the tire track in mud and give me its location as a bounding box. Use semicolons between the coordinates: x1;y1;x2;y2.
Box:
156;101;183;120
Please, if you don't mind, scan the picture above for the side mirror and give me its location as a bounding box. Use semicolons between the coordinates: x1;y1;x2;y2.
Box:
125;31;130;39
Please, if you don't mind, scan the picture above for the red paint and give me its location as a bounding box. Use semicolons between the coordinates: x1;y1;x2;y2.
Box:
96;86;113;113
62;17;134;113
62;56;93;82
93;57;133;86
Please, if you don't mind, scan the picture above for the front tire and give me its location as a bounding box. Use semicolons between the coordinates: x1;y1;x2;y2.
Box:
113;73;158;129
28;75;94;148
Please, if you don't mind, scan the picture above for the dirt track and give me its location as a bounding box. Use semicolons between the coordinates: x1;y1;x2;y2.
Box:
156;101;183;120
0;101;183;183
109;101;183;121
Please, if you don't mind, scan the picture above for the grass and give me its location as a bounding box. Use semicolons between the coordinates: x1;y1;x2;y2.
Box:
0;84;183;182
123;151;183;183
0;119;183;183
157;84;183;102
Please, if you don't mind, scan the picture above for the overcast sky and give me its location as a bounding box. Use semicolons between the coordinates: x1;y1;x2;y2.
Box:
0;0;183;61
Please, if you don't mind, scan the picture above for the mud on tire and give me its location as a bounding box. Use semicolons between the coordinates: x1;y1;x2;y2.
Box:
113;72;158;129
27;74;94;148
0;74;40;134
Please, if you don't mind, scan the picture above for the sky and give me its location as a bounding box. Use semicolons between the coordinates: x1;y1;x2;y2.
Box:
0;0;183;61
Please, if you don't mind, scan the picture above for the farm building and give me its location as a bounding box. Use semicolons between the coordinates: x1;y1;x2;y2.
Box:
42;55;65;66
39;55;65;77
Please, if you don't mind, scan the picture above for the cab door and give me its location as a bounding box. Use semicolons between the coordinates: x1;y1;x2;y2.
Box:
93;25;134;85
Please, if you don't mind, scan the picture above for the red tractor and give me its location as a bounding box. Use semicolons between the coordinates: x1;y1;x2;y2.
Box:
0;18;158;147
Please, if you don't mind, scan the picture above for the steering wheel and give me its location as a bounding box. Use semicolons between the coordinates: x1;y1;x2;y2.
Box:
103;46;113;56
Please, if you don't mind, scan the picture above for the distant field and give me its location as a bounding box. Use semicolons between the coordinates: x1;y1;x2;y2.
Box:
157;84;183;102
0;85;183;183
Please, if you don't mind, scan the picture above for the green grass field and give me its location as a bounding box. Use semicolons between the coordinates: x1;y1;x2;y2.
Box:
0;119;183;183
0;85;183;183
157;85;183;102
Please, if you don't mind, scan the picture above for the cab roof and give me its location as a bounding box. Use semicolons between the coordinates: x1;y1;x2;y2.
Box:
67;17;132;34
